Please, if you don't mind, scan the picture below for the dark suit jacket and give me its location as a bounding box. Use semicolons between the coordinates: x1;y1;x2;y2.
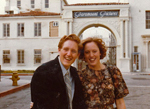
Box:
31;56;87;109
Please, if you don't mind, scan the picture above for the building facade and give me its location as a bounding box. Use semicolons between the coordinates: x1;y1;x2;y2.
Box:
0;0;150;72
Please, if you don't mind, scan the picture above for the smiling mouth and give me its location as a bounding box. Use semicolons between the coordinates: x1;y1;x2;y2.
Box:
89;58;95;62
65;57;72;61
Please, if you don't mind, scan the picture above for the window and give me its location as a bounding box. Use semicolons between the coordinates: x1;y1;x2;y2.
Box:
34;49;41;64
17;50;24;64
3;50;10;64
134;46;138;52
17;23;24;37
45;0;49;8
3;24;10;37
34;23;41;36
49;21;59;37
31;0;34;8
146;11;150;29
53;21;58;26
17;0;21;8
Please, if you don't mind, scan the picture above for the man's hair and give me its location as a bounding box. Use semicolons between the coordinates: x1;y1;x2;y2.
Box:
79;37;107;59
58;34;82;52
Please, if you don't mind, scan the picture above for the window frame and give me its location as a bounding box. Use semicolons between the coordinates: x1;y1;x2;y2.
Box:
34;23;41;37
34;49;42;64
17;50;24;64
45;0;49;8
134;46;138;52
31;0;34;8
53;21;59;27
3;23;10;37
17;0;21;8
3;50;10;64
146;11;150;29
17;23;24;37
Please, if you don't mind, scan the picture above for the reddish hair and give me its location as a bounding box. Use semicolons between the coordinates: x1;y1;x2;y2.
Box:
79;37;107;59
58;34;82;52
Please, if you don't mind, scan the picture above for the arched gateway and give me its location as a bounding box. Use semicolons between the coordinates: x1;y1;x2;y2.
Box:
76;24;117;71
63;3;131;72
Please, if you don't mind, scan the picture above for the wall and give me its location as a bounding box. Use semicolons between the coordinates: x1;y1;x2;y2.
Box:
0;16;62;70
5;0;61;13
63;4;131;72
129;0;150;71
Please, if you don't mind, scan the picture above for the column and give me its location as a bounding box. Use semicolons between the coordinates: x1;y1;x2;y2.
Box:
145;41;149;71
69;21;72;34
66;21;69;35
125;20;129;58
120;20;124;58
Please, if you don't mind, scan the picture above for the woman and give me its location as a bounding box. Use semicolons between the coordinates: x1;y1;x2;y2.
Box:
30;37;129;109
78;37;129;109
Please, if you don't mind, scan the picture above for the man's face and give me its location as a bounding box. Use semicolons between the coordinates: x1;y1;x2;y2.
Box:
58;40;79;69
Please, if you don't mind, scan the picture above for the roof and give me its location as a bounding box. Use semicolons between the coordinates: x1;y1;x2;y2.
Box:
65;3;129;6
0;11;60;17
63;0;68;5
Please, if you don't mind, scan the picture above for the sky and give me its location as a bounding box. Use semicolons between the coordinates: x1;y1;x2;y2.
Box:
82;27;111;39
0;0;5;14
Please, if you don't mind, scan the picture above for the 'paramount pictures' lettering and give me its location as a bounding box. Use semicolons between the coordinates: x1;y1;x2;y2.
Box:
74;11;119;18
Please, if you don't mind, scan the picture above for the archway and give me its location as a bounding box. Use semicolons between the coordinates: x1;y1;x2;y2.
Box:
76;24;117;70
74;22;121;45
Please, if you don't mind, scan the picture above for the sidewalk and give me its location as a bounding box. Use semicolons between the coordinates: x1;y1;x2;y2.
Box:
0;72;149;98
0;74;33;98
122;71;150;75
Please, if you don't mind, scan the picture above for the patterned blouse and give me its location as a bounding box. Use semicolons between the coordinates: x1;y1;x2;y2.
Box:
78;65;129;109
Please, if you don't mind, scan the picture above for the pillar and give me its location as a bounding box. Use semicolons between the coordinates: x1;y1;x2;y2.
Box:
125;19;129;58
66;21;69;35
120;20;124;58
119;19;131;72
69;21;72;34
145;41;149;71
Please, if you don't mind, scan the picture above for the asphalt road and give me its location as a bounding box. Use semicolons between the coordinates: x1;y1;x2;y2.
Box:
0;88;31;109
0;73;150;109
123;74;150;109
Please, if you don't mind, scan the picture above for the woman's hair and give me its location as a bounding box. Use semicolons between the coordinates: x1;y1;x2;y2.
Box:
58;34;82;52
79;37;107;60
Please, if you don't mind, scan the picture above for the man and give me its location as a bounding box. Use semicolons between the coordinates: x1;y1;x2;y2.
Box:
30;34;87;109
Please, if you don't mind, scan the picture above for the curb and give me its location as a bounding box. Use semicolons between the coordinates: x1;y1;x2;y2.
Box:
1;73;33;76
0;83;30;98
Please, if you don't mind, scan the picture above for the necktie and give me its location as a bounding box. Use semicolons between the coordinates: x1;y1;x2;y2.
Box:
65;72;72;109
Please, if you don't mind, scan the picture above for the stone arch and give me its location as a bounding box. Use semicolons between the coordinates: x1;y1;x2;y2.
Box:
73;21;121;68
74;21;121;45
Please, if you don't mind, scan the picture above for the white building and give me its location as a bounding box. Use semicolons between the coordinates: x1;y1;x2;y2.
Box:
0;0;150;72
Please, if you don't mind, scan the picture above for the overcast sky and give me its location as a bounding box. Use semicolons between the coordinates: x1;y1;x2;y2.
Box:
0;0;5;14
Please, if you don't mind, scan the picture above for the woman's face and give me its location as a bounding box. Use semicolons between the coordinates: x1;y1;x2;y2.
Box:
84;41;101;69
